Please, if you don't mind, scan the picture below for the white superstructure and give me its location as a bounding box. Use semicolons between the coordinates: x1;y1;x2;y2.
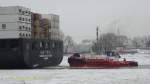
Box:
0;6;31;39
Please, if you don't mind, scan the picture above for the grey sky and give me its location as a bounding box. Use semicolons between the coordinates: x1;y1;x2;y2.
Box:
0;0;150;42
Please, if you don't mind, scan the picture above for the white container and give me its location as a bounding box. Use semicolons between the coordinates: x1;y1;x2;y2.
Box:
0;15;31;23
0;6;31;16
0;22;31;31
0;31;31;39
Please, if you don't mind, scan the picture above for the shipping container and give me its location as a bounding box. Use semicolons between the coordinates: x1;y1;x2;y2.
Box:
0;6;31;16
42;14;59;29
0;15;31;23
0;31;31;39
40;18;50;38
31;13;42;38
0;22;31;31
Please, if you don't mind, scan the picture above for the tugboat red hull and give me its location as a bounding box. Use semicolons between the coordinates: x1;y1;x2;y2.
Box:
68;57;138;68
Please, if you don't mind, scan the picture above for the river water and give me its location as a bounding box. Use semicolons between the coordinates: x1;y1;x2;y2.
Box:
0;52;150;84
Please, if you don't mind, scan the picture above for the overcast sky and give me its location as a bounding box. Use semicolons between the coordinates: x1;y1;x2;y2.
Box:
0;0;150;42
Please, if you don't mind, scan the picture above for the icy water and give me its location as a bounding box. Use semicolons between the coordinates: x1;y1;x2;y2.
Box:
0;53;150;84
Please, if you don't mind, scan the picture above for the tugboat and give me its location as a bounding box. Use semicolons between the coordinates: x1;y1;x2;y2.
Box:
68;27;138;68
68;53;138;68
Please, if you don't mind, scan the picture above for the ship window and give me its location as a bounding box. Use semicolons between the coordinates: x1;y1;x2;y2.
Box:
2;24;6;29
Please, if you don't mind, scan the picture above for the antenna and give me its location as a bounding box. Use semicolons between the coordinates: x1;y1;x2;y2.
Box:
96;26;100;54
117;27;121;47
96;26;99;43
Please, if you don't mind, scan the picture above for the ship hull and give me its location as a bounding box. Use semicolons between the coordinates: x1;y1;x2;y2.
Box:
0;38;63;69
68;57;138;68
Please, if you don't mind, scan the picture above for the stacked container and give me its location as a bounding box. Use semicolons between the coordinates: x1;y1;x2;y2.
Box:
0;6;31;38
40;18;50;38
42;14;61;40
31;13;41;38
0;6;62;40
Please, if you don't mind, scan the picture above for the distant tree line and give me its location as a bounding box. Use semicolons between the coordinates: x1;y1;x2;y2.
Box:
63;33;150;54
63;35;75;54
91;33;127;54
132;36;150;49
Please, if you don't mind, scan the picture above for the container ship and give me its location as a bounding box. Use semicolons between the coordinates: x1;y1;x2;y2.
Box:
68;53;138;68
0;6;63;68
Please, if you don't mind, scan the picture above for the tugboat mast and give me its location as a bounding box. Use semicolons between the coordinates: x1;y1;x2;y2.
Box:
96;26;99;44
96;26;100;54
